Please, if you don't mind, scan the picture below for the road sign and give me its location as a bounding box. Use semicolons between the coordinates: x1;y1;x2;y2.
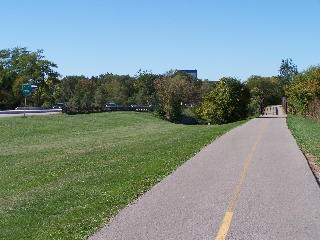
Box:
21;83;37;117
22;84;32;95
22;89;31;95
22;84;31;91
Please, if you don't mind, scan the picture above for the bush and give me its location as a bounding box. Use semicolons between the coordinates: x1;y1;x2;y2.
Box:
41;101;53;109
197;77;250;124
155;73;199;122
247;96;261;116
285;66;320;116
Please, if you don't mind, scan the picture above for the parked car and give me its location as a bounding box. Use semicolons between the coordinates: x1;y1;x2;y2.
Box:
130;104;141;108
53;103;68;109
105;103;118;108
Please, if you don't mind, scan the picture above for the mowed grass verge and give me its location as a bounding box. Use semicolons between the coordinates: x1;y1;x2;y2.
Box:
0;112;247;240
287;115;320;166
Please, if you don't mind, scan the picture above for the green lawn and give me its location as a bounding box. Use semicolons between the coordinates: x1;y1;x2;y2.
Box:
0;112;247;240
287;115;320;166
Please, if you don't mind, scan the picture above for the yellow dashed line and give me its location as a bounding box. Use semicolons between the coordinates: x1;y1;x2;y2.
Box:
214;119;269;240
215;211;233;240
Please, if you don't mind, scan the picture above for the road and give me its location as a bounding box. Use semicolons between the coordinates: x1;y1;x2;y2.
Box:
89;106;320;240
0;109;61;118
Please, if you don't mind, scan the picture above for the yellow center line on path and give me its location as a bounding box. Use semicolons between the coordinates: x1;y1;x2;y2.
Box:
214;119;269;240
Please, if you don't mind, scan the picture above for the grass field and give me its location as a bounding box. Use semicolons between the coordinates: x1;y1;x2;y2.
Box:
287;115;320;166
0;112;247;240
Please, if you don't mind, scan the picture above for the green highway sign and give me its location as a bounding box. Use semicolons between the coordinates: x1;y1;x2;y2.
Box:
23;89;31;95
21;83;37;117
22;84;32;95
22;84;32;91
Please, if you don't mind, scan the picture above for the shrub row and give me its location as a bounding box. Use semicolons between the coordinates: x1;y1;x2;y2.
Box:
285;66;320;117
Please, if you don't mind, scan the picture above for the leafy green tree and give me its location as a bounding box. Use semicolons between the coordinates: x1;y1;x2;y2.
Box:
200;79;216;98
155;73;199;122
69;78;95;108
105;78;128;105
245;75;282;105
285;66;320;116
54;76;83;104
96;74;135;106
279;58;298;87
0;47;28;108
0;47;59;109
132;70;158;105
197;77;250;124
10;48;59;107
94;86;107;107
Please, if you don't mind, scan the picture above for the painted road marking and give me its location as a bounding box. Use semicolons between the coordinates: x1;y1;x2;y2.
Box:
215;211;233;240
214;119;269;240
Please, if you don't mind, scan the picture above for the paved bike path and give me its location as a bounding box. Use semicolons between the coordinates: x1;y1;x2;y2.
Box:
89;112;320;239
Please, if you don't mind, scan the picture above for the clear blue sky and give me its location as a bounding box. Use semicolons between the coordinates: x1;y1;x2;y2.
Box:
1;0;320;81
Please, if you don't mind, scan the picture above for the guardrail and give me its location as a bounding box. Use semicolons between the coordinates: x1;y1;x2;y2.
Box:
15;107;44;110
63;106;154;115
0;109;62;114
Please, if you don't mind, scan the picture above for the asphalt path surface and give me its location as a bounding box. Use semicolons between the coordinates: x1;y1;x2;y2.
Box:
90;106;320;240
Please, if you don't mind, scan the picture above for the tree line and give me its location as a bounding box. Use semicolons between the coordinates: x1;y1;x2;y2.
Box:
285;65;320;119
1;47;319;123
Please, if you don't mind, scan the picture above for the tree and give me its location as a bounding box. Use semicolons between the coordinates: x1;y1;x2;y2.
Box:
245;75;282;105
279;58;298;87
54;76;84;104
285;66;320;116
0;47;29;109
69;78;95;108
200;79;216;98
197;77;250;124
155;73;199;122
94;86;107;107
132;70;158;105
0;47;59;109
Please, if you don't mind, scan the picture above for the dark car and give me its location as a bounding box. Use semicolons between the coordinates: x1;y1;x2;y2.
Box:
53;103;68;109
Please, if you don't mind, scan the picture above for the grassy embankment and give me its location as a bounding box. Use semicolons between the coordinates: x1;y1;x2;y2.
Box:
0;112;247;240
287;115;320;167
